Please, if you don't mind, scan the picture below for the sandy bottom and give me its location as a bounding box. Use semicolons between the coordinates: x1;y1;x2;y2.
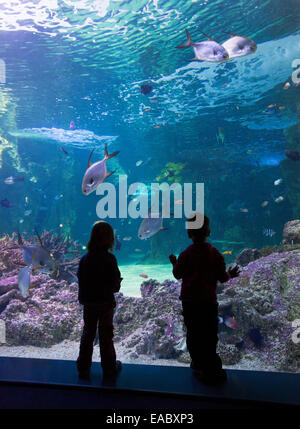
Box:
118;264;173;297
0;340;278;373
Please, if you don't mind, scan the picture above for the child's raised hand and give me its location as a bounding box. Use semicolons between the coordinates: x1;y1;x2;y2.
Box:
229;265;240;279
169;254;177;265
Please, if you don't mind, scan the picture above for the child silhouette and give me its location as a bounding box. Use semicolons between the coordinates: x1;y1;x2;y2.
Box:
77;221;122;379
169;214;240;384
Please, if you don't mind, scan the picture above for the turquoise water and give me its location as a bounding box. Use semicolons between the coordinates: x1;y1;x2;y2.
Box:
0;1;300;370
0;1;299;261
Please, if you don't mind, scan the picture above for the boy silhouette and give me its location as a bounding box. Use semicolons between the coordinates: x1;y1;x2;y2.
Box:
169;214;240;384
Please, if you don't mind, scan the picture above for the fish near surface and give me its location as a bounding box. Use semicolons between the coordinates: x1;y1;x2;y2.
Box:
222;33;257;59
138;212;167;240
82;143;120;195
176;29;229;62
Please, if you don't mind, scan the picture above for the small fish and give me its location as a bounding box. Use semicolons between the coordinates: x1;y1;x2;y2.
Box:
216;127;225;144
134;248;143;253
144;108;150;112
278;106;285;111
240;208;249;213
154;125;160;129
248;328;264;348
222;250;232;255
283;82;291;90
285;150;300;161
0;198;13;208
17;232;53;298
136;160;143;167
82;144;120;195
25;196;29;205
150;99;158;103
123;236;132;241
138;212;167;240
19;219;24;224
175;200;184;204
139;273;148;279
263;228;276;237
221;33;257;58
261;201;269;208
140;84;152;95
82;246;87;250
224;316;239;329
263;104;279;115
24;210;32;216
4;176;24;185
60;147;68;155
274;178;283;186
69;120;76;130
275;196;284;203
176;29;229;62
54;194;63;200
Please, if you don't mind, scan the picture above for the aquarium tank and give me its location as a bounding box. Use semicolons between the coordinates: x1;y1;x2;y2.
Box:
0;0;299;374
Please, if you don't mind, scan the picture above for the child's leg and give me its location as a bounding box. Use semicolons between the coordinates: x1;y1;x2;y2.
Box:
77;305;98;372
200;303;222;373
98;302;117;372
182;301;205;370
182;301;222;373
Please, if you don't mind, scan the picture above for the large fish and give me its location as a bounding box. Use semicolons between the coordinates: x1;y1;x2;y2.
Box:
82;143;119;195
222;33;257;59
17;232;53;298
138;212;167;240
176;29;229;62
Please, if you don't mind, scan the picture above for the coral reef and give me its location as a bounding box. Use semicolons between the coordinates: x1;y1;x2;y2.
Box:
1;276;82;346
235;248;262;267
116;249;300;370
36;229;82;282
282;220;300;244
0;226;299;372
156;162;186;183
0;230;81;283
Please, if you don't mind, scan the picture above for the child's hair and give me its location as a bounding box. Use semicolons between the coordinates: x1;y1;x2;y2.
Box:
87;221;114;252
187;213;210;243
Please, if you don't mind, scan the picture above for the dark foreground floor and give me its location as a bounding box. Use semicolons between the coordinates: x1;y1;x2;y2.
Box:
0;357;299;410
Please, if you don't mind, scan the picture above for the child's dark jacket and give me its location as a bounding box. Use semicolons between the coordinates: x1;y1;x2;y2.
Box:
172;242;229;302
77;250;121;305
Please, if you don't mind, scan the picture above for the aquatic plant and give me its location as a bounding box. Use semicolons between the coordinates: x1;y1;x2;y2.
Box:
36;228;82;282
156;162;186;183
0;230;81;283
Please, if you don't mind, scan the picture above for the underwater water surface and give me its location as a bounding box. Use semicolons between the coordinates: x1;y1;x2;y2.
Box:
0;0;300;372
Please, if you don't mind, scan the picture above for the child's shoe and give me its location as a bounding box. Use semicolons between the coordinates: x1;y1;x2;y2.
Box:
102;360;122;377
76;361;90;380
